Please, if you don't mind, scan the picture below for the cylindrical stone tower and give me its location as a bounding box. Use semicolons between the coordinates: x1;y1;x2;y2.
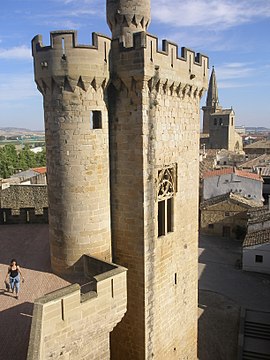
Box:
32;31;112;275
107;0;151;47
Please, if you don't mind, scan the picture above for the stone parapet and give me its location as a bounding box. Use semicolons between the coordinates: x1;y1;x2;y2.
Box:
111;32;208;97
0;184;48;215
27;256;127;360
32;31;111;96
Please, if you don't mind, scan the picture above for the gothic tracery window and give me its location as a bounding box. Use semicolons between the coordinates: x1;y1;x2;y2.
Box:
157;166;176;237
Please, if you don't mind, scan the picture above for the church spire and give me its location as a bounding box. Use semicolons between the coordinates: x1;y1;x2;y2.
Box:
106;0;151;47
206;66;219;110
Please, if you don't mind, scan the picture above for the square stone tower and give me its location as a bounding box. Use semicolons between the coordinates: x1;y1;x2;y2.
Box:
32;0;208;358
107;1;208;358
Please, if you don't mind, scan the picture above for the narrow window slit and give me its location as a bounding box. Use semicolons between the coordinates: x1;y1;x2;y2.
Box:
111;279;114;298
62;38;65;54
104;42;107;63
61;299;65;320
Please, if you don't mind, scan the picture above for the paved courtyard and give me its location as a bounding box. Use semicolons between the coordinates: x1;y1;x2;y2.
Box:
198;234;270;360
0;224;70;360
1;227;269;360
199;234;270;311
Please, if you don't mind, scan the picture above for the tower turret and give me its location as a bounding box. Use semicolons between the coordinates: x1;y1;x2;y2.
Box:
32;31;112;275
106;0;151;47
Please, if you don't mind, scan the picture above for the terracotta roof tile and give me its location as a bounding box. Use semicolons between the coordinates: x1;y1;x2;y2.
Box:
244;139;270;149
200;192;263;209
32;167;47;174
239;154;270;169
203;167;263;181
243;228;270;247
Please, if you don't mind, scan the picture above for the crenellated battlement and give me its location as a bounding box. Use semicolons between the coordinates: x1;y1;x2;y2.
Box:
111;31;209;97
32;31;111;95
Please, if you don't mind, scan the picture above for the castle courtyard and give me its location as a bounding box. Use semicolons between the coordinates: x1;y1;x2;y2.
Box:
1;225;269;360
0;225;70;360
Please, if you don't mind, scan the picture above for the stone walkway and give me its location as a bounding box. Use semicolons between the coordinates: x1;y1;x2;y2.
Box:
0;224;70;360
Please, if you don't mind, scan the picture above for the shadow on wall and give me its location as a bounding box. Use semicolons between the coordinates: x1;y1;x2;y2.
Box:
0;293;33;360
0;224;51;273
198;289;240;360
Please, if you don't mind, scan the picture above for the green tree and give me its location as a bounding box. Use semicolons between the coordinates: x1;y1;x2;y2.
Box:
17;145;37;170
0;145;18;178
35;148;46;167
0;145;46;179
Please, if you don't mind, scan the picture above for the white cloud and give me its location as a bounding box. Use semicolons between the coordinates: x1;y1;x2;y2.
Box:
152;0;270;29
0;45;31;60
216;62;255;81
0;74;38;102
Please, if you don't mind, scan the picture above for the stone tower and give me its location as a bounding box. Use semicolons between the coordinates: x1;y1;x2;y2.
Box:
107;0;208;358
107;0;151;47
32;0;209;358
32;31;112;275
202;66;221;133
202;67;243;152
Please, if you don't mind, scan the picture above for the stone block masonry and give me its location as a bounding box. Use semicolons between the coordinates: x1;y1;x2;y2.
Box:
32;31;112;274
31;0;209;358
109;30;208;359
0;185;48;224
27;256;127;360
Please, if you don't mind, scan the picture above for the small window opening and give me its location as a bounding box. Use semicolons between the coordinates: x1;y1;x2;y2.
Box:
61;38;65;53
111;279;114;298
174;273;177;285
158;198;174;237
104;42;107;63
61;299;65;321
225;212;230;216
90;111;102;129
167;198;173;232
255;255;263;263
158;201;165;237
61;38;66;60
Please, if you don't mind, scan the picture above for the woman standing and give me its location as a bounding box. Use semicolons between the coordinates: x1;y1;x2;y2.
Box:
5;259;24;299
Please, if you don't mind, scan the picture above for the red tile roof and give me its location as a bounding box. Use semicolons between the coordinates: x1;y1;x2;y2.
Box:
32;167;46;174
203;167;262;181
243;228;270;247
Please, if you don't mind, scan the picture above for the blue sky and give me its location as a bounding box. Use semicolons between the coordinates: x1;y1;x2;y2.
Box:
0;0;269;130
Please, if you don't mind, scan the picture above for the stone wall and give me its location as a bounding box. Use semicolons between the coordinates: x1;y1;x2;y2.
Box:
0;185;48;224
109;32;208;359
27;256;127;360
200;200;248;238
32;31;112;274
203;174;263;201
